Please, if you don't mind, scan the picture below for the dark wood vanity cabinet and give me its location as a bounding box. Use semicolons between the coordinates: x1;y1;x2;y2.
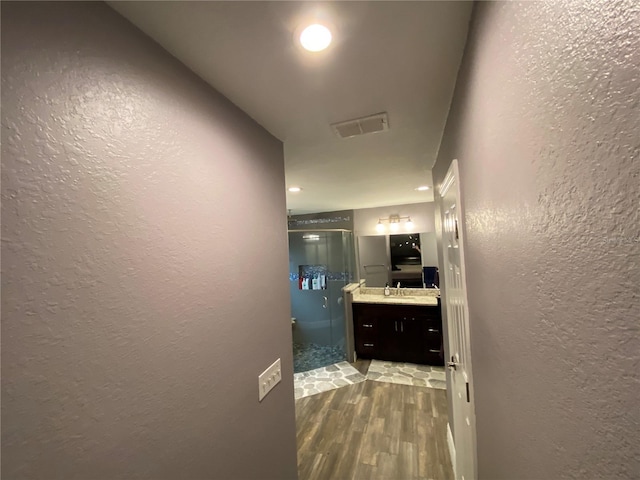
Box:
353;303;444;366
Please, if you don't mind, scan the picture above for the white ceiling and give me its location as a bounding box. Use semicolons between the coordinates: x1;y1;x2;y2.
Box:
109;1;473;214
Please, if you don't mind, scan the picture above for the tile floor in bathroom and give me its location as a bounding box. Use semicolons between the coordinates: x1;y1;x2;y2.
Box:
292;342;345;374
294;359;446;400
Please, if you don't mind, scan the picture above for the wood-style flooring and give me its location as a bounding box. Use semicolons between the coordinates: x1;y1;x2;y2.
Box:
295;361;453;480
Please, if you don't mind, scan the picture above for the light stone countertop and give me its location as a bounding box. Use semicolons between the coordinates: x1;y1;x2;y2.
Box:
351;288;440;307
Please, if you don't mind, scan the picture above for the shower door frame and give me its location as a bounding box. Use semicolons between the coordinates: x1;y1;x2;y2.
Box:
288;229;354;366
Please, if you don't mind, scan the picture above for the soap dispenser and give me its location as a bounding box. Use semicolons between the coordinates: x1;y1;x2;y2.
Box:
384;283;390;296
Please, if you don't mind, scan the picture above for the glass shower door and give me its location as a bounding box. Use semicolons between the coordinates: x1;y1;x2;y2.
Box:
288;230;353;373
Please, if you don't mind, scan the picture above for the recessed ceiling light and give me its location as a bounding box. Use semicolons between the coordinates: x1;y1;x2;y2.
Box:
415;186;430;191
288;186;302;193
299;24;332;52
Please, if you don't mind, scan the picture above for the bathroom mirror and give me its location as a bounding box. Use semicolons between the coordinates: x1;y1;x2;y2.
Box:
390;234;423;287
357;232;439;288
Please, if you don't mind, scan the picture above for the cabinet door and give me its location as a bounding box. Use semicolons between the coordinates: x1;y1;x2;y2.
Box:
423;319;444;365
378;315;403;362
398;314;427;364
413;306;444;365
395;305;443;365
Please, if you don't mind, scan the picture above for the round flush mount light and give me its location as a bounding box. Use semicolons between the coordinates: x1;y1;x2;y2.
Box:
415;185;430;191
288;186;302;193
299;24;332;52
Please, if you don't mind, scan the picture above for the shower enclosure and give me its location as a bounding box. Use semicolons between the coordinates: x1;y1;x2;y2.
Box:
288;230;354;373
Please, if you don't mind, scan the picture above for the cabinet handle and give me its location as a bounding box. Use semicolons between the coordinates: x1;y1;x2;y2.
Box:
363;324;373;328
429;349;440;353
401;321;404;333
428;328;439;333
364;343;375;347
395;321;398;332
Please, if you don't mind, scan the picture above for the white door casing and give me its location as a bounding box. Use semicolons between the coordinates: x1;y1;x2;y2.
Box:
439;160;477;480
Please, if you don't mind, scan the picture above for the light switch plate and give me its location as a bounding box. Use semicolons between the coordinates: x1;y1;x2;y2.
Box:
258;358;282;401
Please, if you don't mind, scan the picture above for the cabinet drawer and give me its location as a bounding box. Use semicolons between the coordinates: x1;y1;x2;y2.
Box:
424;332;442;350
425;344;442;356
425;325;441;335
424;351;444;366
356;319;377;333
425;319;442;341
356;331;377;346
356;341;377;358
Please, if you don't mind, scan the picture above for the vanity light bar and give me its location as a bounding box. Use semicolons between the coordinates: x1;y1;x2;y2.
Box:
376;215;414;233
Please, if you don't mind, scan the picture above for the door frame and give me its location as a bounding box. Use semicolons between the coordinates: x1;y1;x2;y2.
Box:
437;159;477;480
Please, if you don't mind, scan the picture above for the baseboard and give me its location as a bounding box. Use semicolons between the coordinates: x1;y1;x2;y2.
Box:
447;422;456;479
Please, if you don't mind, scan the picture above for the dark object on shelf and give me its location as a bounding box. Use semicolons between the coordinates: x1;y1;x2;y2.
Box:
423;266;439;288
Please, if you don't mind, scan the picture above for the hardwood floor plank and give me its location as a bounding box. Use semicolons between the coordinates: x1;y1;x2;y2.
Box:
385;410;403;455
306;453;328;480
352;462;376;480
351;394;373;433
419;418;439;479
431;388;444;418
314;408;350;452
331;429;363;479
398;440;420;480
375;452;398;479
296;380;453;480
400;401;418;443
357;416;385;466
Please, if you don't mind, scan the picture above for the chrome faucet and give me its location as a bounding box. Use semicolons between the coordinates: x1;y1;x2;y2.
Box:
396;282;401;295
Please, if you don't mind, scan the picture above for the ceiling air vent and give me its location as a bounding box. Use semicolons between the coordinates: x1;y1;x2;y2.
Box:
331;112;389;139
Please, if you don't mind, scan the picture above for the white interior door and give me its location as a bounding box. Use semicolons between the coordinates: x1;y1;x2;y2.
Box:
439;160;476;480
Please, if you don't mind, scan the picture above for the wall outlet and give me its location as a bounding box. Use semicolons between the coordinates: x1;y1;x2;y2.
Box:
258;358;282;402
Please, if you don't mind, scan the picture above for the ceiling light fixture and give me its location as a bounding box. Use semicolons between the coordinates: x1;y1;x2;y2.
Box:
375;215;415;233
288;186;302;193
299;24;332;52
415;186;430;191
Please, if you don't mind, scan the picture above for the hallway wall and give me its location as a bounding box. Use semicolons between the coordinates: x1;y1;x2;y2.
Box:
1;2;297;479
433;1;639;478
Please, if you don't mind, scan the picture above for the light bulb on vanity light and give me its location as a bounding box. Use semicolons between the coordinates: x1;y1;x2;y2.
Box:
376;220;385;233
405;217;414;230
389;221;400;232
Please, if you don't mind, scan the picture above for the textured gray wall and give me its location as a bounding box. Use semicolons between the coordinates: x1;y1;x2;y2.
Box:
1;2;298;479
434;1;639;479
